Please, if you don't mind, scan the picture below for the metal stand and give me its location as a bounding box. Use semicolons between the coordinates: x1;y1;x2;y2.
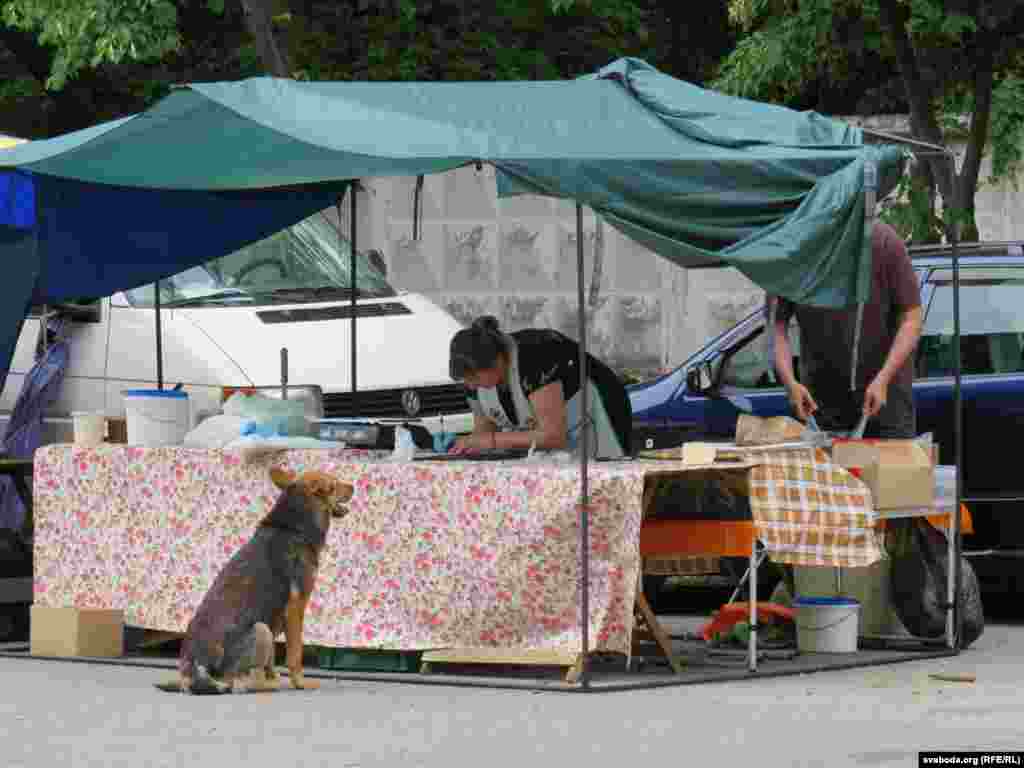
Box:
727;548;768;605
948;154;963;650
280;347;289;400
350;183;358;404
576;202;591;689
154;280;164;390
748;538;758;672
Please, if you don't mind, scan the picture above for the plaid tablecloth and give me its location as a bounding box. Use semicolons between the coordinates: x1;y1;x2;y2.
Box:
747;447;883;567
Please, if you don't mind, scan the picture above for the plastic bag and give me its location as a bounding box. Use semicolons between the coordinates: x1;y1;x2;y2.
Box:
888;518;984;648
222;393;309;437
391;426;416;461
183;414;250;449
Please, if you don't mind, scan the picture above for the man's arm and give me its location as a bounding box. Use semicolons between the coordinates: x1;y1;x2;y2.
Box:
773;309;817;421
863;305;923;417
863;224;924;418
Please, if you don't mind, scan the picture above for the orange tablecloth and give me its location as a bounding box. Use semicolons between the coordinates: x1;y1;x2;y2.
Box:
640;505;973;560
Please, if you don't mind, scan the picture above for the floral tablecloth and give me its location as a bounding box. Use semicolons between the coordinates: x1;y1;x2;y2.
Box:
33;445;646;654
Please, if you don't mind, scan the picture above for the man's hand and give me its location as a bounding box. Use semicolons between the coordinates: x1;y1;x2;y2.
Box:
787;382;818;422
863;372;889;418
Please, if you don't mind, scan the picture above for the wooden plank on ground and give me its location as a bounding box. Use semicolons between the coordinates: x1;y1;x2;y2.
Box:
420;648;582;681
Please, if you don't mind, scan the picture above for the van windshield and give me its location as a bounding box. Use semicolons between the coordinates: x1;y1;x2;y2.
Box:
124;210;396;308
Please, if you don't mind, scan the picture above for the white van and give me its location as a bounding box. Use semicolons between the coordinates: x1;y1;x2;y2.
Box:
1;208;473;442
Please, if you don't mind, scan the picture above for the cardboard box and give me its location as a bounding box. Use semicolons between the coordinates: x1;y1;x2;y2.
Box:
831;439;934;509
30;606;124;658
106;418;128;444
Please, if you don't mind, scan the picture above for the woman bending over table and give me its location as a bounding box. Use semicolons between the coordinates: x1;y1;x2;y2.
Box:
448;315;632;458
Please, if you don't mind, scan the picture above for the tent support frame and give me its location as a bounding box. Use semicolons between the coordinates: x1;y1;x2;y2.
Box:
576;202;591;689
154;280;163;390
350;183;358;402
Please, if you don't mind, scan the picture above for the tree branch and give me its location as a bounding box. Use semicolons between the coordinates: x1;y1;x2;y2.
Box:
958;37;995;213
0;27;54;89
877;0;955;202
239;0;291;77
980;1;1024;38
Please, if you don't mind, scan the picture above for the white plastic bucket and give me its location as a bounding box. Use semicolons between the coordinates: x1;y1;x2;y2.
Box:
123;389;190;447
793;596;860;653
72;412;107;446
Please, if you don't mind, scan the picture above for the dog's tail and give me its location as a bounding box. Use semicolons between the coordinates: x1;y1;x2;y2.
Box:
153;664;229;695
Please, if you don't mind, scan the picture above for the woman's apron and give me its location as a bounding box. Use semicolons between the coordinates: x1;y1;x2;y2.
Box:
472;336;625;459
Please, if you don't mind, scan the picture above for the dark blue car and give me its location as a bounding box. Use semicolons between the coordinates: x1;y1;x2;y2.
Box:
628;241;1024;595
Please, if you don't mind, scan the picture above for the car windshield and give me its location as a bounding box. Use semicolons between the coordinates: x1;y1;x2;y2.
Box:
123;209;395;308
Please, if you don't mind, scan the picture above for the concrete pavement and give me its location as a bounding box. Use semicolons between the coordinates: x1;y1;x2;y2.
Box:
1;623;1022;768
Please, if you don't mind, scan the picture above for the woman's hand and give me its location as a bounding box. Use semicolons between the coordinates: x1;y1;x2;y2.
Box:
449;432;496;455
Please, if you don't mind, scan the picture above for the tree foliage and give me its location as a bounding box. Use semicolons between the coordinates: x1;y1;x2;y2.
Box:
2;0;184;89
1;1;735;140
714;0;1024;242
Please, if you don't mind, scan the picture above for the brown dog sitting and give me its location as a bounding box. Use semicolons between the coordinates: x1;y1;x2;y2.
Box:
155;468;353;694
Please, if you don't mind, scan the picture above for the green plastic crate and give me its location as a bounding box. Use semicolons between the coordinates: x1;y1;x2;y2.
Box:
317;647;423;673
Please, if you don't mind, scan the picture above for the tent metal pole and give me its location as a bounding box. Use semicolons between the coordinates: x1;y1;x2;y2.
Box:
350;183;358;403
576;202;590;689
154;280;164;390
859;126;948;154
948;164;963;651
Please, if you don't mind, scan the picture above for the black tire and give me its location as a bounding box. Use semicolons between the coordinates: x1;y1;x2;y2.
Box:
642;575;668;611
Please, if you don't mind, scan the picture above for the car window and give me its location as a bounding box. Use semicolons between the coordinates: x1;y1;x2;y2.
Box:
717;314;801;389
28;299;101;323
919;267;1024;377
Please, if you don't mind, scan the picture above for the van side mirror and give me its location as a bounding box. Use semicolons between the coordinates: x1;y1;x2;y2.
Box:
366;248;387;277
686;361;716;395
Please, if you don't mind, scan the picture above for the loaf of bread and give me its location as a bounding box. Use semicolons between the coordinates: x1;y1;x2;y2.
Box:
735;414;805;446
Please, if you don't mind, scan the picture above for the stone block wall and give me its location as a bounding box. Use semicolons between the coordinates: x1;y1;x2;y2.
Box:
352;165;763;378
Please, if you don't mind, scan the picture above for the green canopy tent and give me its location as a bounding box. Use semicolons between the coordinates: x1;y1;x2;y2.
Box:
0;58;917;685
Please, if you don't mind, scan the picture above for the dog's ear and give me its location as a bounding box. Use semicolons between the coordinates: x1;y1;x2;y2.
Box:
333;480;355;502
269;467;297;490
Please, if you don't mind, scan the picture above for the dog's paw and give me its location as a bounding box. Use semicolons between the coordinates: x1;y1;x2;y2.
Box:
290;673;320;690
250;670;281;693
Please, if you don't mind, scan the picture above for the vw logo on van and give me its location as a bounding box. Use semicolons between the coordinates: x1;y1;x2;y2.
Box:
401;389;421;418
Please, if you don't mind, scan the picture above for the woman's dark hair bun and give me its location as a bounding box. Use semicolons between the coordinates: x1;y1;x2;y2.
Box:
472;315;501;335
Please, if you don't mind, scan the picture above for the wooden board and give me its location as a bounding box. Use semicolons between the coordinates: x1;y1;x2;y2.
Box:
420;648;584;682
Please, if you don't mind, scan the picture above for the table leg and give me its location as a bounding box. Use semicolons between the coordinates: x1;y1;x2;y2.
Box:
634;580;683;675
749;539;758;672
641;477;658;519
11;472;32;535
946;513;955;649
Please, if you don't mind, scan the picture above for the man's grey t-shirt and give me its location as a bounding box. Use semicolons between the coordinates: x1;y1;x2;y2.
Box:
773;222;921;436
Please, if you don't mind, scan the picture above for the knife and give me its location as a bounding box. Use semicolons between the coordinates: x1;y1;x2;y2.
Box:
852;412;869;440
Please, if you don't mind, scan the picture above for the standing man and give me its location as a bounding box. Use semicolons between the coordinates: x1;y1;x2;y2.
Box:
772;221;923;438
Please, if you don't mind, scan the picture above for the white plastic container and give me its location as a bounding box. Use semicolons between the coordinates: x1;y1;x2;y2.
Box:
793;596;860;653
123;389;190;447
71;412;106;446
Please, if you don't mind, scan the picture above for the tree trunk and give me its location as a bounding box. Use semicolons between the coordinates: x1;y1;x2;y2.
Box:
240;0;291;77
952;30;996;244
877;0;989;242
